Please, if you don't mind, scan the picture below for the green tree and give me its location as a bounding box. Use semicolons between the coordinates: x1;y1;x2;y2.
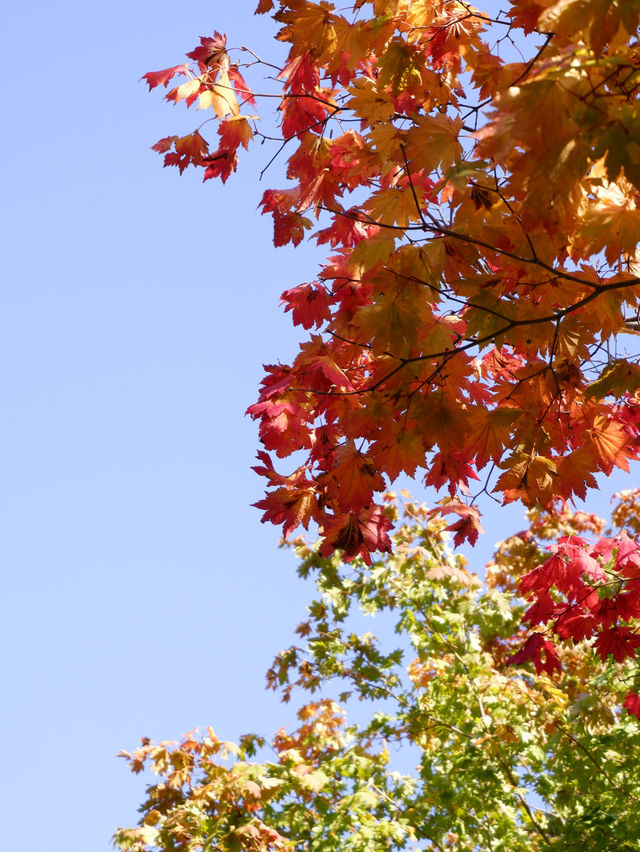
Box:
115;492;640;851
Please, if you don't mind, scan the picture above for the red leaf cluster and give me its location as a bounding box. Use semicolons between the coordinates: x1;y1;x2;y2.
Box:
510;531;640;712
143;3;640;566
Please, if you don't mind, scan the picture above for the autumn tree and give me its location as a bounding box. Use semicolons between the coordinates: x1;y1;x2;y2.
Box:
138;0;640;700
142;0;640;563
115;492;640;851
117;1;640;847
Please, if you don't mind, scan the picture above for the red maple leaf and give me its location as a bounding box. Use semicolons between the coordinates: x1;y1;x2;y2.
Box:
591;593;640;628
186;33;228;65
613;531;640;578
253;487;318;537
281;284;331;330
319;444;386;513
508;0;545;34
260;189;313;247
228;66;256;104
554;606;599;642
314;208;379;248
202;151;237;183
623;692;640;719
522;591;559;626
278;53;320;91
508;633;562;677
594;626;640;663
280;95;332;139
154;131;210;174
423;450;480;497
559;537;607;583
430;503;485;547
520;546;589;601
248;398;313;456
141;64;188;91
218;116;254;152
151;136;179;154
319;505;393;565
251;454;318;537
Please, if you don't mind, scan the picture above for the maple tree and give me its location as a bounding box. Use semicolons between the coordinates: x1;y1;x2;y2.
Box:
115;493;640;851
139;0;640;693
121;1;640;845
142;0;640;571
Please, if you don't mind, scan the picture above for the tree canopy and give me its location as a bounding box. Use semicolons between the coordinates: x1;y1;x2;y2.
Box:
115;492;640;850
117;1;640;848
141;0;640;561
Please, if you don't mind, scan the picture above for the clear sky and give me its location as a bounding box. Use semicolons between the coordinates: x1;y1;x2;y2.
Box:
2;2;637;850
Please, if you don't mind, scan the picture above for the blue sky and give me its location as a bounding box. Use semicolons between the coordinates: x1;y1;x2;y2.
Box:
3;2;637;850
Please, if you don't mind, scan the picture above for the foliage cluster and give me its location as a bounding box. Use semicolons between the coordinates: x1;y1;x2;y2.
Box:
117;1;640;848
115;493;640;850
143;0;640;563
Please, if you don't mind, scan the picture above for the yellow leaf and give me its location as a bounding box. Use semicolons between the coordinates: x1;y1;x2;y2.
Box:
585;360;640;400
346;78;395;123
367;123;406;164
405;114;463;173
589;414;631;472
365;186;424;228
198;71;239;118
350;230;397;270
539;0;637;55
575;179;640;264
404;0;440;28
297;768;329;792
171;78;200;103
